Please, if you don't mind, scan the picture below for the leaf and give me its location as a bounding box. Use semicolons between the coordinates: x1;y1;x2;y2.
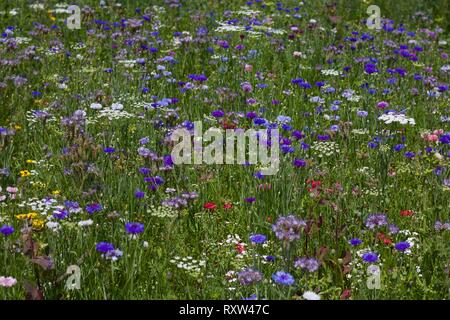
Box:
24;282;44;300
342;250;352;265
31;256;54;270
328;16;341;24
317;246;329;262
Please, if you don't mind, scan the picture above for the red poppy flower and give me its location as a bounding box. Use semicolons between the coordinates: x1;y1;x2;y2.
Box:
235;243;246;254
223;202;233;209
203;202;217;210
400;210;414;217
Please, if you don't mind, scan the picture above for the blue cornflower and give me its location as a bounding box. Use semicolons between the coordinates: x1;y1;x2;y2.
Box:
362;252;378;263
86;203;102;214
249;234;267;244
272;271;295;286
349;238;362;246
0;225;14;236
125;222;145;234
394;242;411;252
96;242;115;253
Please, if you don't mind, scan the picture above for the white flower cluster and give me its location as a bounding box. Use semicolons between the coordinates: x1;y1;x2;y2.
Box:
17;197;59;215
170;256;206;274
147;205;178;218
378;112;416;125
321;69;342;76
96;107;135;120
311;141;340;157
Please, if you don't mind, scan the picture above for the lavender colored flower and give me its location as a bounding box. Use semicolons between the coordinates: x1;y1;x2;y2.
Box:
272;215;306;242
272;271;295;286
365;214;388;229
249;234;267;244
237;268;263;285
125;222;144;234
294;257;320;272
435;221;450;231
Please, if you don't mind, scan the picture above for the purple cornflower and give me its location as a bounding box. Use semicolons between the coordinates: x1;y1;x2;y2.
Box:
96;242;115;253
272;215;306;242
135;189;145;199
103;147;115;153
293;158;306;167
125;222;145;234
52;209;69;220
362;252;378;263
404;151;415;158
349;238;362;246
365;214;388;229
365;63;378;74
245;197;256;203
249;234;267;244
294;257;320;272
439;134;450;144
272;271;295;286
86;203;102;214
394;242;411;252
237;268;263;285
211;110;224;118
0;225;14;236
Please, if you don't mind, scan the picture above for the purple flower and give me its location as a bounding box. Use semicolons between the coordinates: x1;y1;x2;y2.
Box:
349;238;362;246
249;234;267;244
96;242;115;253
272;215;306;242
365;63;379;74
0;225;14;236
294;257;320;272
439;134;450;144
237;268;263;285
362;252;378;263
293;158;306;167
394;242;411;251
211;110;224;118
245;197;256;203
103;147;115;153
125;222;144;234
86;203;102;214
52;209;69;220
404;151;415;158
365;214;388;229
135;189;145;199
272;271;295;286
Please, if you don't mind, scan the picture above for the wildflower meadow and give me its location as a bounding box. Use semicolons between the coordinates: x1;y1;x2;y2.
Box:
0;0;449;301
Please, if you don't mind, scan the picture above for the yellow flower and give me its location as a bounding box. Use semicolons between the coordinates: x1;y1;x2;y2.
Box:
20;170;31;177
26;159;37;164
27;212;38;219
14;124;21;130
52;190;61;195
32;219;45;230
15;214;27;220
